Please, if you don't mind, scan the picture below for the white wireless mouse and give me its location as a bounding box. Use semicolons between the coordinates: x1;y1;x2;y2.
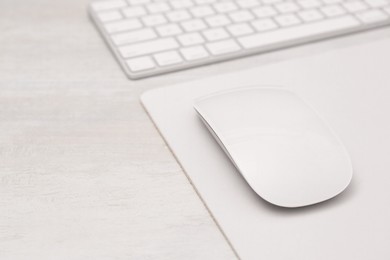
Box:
194;87;353;208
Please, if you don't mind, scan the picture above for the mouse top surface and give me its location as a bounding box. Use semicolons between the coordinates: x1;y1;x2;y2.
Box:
194;87;353;208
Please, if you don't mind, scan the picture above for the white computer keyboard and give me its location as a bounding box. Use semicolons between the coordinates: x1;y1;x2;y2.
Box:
89;0;390;79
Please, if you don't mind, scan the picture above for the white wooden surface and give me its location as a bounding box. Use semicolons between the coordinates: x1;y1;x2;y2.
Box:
0;0;237;259
2;0;389;259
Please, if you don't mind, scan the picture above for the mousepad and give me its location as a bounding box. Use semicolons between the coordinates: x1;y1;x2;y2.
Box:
141;36;390;260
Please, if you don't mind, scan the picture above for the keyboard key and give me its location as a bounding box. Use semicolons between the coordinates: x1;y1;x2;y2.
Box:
111;28;157;45
365;0;389;7
275;14;302;27
237;0;260;8
166;10;192;22
343;1;368;13
181;19;208;32
195;0;217;4
262;0;283;4
127;0;150;5
320;5;346;17
122;6;147;17
322;0;343;3
297;0;322;8
202;28;230;41
142;14;167;26
213;2;238;13
98;10;123;22
206;15;231;27
239;16;359;49
252;6;278;18
275;2;300;13
104;19;142;33
171;0;194;9
156;24;183;36
206;39;241;55
92;0;127;11
298;9;324;22
112;28;157;46
180;46;210;60
190;6;215;17
229;10;255;22
251;19;278;31
126;56;156;72
227;23;254;36
356;9;389;23
119;38;179;58
146;2;171;13
154;51;183;66
178;32;205;46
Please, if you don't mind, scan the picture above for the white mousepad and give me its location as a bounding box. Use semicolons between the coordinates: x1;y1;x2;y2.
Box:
141;36;390;260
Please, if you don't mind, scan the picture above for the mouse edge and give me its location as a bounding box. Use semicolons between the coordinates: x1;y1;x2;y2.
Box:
193;85;288;105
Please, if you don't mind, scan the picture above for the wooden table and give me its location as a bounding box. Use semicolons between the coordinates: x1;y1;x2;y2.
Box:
3;0;389;259
0;0;237;258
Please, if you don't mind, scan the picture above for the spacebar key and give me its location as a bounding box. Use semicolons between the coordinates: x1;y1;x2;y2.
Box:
119;38;179;58
238;16;360;49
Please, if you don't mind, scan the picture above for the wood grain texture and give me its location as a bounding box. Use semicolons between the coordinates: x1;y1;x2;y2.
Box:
0;0;236;259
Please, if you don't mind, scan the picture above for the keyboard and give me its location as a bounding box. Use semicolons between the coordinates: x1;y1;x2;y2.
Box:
89;0;390;79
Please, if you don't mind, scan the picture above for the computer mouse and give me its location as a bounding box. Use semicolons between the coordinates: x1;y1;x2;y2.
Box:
194;87;353;208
